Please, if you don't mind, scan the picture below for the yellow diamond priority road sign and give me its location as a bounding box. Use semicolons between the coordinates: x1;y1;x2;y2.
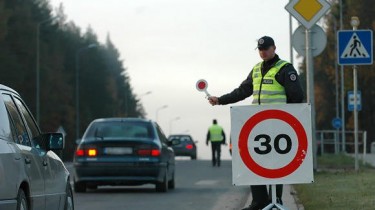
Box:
285;0;331;29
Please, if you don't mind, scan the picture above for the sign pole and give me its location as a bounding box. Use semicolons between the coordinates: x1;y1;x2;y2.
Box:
339;0;346;153
353;64;359;171
263;185;286;210
350;17;360;171
341;65;346;152
305;28;318;170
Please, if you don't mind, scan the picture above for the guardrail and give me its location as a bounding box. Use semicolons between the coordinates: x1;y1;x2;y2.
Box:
316;130;367;156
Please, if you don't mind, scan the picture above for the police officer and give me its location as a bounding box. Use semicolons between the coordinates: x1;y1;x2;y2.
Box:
208;36;303;210
206;119;226;167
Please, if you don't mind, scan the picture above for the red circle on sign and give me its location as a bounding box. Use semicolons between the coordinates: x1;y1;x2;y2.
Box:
196;79;208;92
198;81;206;90
238;109;308;178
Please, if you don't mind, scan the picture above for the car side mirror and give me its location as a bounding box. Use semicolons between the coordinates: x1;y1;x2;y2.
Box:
45;133;64;151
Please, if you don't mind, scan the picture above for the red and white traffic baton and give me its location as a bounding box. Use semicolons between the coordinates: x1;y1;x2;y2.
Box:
196;79;211;98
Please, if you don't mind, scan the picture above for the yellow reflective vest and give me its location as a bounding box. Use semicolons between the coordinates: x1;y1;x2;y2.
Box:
208;125;224;142
252;60;288;105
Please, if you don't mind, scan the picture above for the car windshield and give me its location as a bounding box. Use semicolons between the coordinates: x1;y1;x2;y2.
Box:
84;121;155;140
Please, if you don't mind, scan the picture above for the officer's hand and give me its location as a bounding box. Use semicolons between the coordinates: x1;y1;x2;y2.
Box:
208;96;219;106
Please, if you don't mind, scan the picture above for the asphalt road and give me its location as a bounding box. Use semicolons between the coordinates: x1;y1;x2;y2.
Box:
66;159;250;210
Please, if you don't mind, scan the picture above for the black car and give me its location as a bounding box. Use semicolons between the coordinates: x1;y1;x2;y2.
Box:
168;134;197;160
73;118;176;192
0;84;74;210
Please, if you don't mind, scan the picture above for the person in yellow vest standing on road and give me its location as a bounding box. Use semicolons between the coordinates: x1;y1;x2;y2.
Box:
207;36;304;210
206;119;226;167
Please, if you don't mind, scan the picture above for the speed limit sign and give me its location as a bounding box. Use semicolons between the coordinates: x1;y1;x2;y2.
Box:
231;104;313;185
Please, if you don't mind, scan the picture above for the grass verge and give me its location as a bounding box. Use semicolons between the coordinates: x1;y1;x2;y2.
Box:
294;153;375;210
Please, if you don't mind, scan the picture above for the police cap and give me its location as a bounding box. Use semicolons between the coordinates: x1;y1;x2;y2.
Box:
257;36;275;50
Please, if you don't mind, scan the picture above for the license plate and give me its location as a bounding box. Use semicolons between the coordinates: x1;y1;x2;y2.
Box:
104;147;133;155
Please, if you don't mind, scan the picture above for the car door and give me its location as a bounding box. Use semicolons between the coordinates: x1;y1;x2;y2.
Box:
0;93;23;204
2;93;46;210
12;96;65;209
155;124;175;176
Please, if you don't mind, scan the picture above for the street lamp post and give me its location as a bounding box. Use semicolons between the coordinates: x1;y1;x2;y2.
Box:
155;105;168;123
139;91;152;98
138;91;152;117
169;117;180;135
36;17;58;124
75;44;97;141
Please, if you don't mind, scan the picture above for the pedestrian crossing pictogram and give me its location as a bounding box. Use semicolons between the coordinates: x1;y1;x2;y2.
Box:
341;32;369;58
338;30;373;65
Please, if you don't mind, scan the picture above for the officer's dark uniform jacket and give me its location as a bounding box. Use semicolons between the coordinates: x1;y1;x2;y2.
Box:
217;54;303;104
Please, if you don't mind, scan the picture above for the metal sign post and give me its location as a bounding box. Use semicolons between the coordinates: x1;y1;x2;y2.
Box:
305;27;317;170
351;17;360;171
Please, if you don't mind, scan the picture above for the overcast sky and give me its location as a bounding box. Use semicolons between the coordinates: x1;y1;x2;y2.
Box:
49;0;301;160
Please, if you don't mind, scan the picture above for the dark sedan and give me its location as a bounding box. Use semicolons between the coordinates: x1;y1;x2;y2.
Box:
168;134;197;159
73;118;176;192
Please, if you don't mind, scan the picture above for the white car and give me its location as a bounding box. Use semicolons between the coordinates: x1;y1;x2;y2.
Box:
0;84;74;210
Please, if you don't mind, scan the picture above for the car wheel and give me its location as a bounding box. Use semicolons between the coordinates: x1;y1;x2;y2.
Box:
155;169;168;192
74;181;86;193
16;189;28;210
64;184;74;210
191;155;197;160
168;172;175;189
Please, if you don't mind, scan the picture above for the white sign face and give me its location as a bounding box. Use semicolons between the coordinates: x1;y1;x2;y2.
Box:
231;104;313;186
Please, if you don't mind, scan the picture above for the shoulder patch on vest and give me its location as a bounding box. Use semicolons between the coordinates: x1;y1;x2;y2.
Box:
289;73;297;81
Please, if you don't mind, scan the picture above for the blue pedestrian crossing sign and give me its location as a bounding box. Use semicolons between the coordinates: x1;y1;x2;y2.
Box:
338;30;373;65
